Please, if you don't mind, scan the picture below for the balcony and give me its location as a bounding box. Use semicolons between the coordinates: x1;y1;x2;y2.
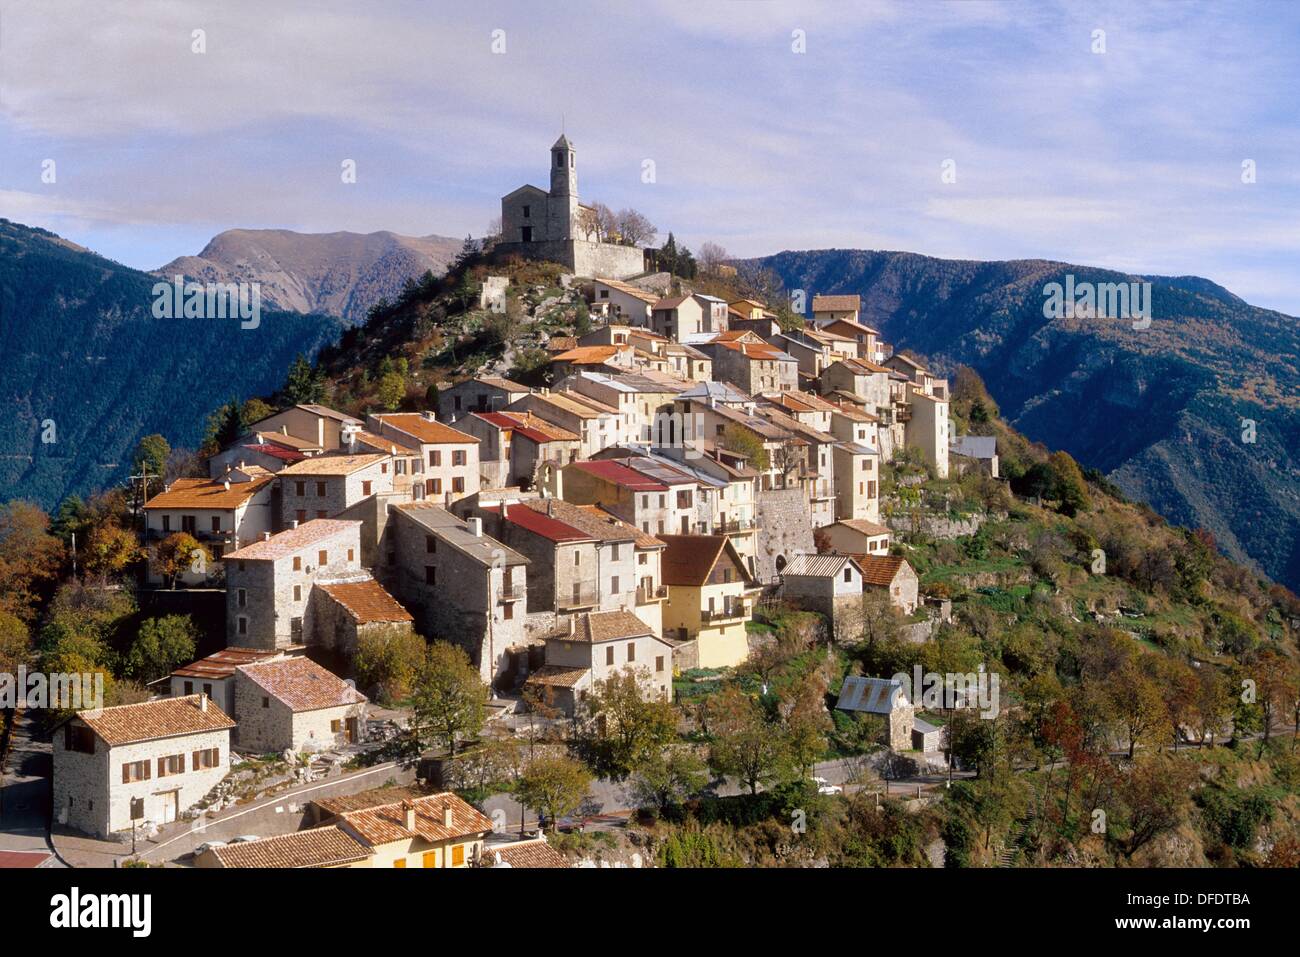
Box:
895;406;913;423
558;584;599;611
499;581;525;601
636;583;669;605
716;518;756;534
701;601;748;623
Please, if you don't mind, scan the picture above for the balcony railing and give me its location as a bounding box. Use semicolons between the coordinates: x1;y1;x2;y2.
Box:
499;581;525;601
558;585;599;610
716;518;756;534
701;602;748;623
636;583;669;604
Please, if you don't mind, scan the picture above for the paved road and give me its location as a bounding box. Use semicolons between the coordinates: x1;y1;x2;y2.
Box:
0;711;60;866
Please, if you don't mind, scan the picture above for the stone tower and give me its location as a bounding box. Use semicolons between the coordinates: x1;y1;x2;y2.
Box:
548;134;578;242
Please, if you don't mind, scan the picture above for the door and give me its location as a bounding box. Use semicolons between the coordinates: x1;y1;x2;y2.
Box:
160;791;179;824
346;717;359;743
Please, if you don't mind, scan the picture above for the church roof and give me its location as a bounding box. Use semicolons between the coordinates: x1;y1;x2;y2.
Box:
553;133;573;150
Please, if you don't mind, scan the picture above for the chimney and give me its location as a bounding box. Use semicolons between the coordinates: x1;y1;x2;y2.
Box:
443;805;453;829
547;499;555;518
291;519;299;529
466;517;483;537
421;411;437;422
501;501;508;521
198;693;208;713
261;531;272;541
403;801;417;832
223;480;231;491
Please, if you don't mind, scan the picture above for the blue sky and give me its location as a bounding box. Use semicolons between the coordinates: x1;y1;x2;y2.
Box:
2;0;1298;312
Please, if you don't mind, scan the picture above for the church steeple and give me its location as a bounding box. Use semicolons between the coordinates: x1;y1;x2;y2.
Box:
550;134;576;200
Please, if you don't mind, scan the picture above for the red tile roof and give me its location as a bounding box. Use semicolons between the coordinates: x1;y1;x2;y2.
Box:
317;579;414;624
340;792;493;847
568;459;667;491
489;838;569;868
171;647;282;681
237;657;367;713
371;413;479;445
144;475;274;510
224;519;358;561
483;503;592;544
77;695;235;747
207;826;370;869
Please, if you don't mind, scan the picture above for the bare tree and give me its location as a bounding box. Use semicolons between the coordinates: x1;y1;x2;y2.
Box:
613;207;657;247
698;241;729;274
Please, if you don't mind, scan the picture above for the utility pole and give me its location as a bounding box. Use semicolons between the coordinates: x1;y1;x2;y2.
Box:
128;468;156;539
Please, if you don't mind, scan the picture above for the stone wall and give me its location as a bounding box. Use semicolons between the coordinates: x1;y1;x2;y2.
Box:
489;239;646;279
755;486;814;583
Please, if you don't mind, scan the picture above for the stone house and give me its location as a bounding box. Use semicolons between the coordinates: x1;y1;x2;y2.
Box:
143;468;276;584
818;357;894;419
659;534;759;669
650;294;714;339
207;432;315;478
313;578;416;659
506;389;622;461
556;370;686;445
589;279;658;325
247;403;363;452
709;338;799;394
834;675;915;751
365;412;482;504
831;440;880;522
383;503;528;685
561;458;702;538
52;695;235;838
332;792;494;868
523;610;673;717
912;716;943;753
549;344;637;379
164;647;284;718
884;352;948;400
662;342;713;382
904;390;950;479
772;329;857;379
815;518;892;557
436;376;532;423
818;316;883;364
778;553;867;642
855;554;920;614
950;434;999;478
232;656;369;754
456;411;580;488
277;453;395;526
810;293;862;326
222;519;364;648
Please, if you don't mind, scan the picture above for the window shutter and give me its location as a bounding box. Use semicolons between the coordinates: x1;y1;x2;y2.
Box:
193;751;200;771
144;761;151;780
122;764;130;784
157;758;164;777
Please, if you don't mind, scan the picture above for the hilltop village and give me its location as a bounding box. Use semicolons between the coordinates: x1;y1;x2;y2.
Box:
19;136;1300;871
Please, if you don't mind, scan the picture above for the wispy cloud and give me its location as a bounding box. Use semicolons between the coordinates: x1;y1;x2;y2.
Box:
0;0;1296;312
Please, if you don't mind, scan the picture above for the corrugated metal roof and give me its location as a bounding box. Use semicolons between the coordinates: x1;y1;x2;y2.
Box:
835;676;909;714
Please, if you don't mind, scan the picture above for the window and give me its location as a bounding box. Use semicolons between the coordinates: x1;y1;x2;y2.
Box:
394;859;407;869
610;544;620;561
454;396;462;411
157;754;185;778
238;617;248;635
316;510;327;519
347;548;354;563
122;760;151;783
573;551;580;566
238;588;247;608
162;515;171;532
296;509;307;524
427;478;442;495
844;568;853;583
452;477;464;493
423;850;439;868
293;556;302;571
318;550;328;566
396;459;406;475
627;643;635;663
330;719;342;733
211;516;221;533
381;463;388;474
611;575;619;593
261;696;270;709
605;646;614;665
522;204;530;218
452;845;465;867
316;481;327;497
183;680;194;695
452;450;466;467
293;585;302;602
425;566;436;586
65;724;95;754
192;748;219;770
656;656;665;673
638;552;647;565
429;450;441;467
503;603;513;620
362;480;372;495
426;536;437;553
296;481;306;496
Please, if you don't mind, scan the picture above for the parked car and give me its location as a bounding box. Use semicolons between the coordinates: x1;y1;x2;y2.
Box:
194;841;227;854
811;776;842;795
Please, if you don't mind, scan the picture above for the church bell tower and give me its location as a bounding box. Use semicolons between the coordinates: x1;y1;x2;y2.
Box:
548;134;578;241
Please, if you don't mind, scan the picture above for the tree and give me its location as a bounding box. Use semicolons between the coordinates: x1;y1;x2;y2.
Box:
376;371;406;411
50;496;92;548
1107;660;1168;758
777;671;833;777
1113;754;1196;858
627;747;709;816
82;523;141;581
697;242;729;274
719;423;769;471
577;202;616;243
132;434;171;495
240;398;274;426
203;398;246;453
516;755;592;831
658;232;679;275
1048;451;1091;516
1254;649;1298;754
0;610;32;676
0;501;64;621
613;208;657;247
704;687;787;795
354;626;427;705
583;669;677;776
283;354;325;405
410;642;488;755
1192;665;1232;748
126;615;199;683
155;532;207;588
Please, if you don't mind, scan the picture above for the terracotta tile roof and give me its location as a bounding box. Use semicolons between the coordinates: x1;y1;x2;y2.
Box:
236;657;367;713
312;786;426;818
849;554;911;586
250;431;323;451
474;412;579;444
77;695;234;747
552;609;656;643
811;294;861;312
829;402;878;423
652;295;691;310
568;459;667;491
340;792;493;847
296;404;362;424
489;838;569;868
207;825;370;868
546;336;578;353
393;503;529;567
236;443;305;463
823;317;881;336
837;357;892;375
524;665;590;689
835;519;891;537
317;579;413;624
552;345;626;365
525;391;617;419
595;278;659;304
223;519;359;561
531;500;654;546
171;647;281;681
716;339;794;361
144;475;274;510
473;376;531;393
370;413;479;445
277;453;389;476
351;430;406;454
658;534;729;587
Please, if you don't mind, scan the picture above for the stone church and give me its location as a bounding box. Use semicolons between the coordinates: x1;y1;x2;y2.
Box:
495;135;647;279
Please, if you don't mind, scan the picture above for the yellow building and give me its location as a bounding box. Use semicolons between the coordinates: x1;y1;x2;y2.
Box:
334;792;494;868
659;534;760;668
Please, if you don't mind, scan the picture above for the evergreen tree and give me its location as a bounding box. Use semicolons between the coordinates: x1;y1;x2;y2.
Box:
283;354;325;404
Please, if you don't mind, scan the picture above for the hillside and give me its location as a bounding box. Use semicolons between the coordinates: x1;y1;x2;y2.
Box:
0;219;345;509
745;249;1300;592
157;228;462;325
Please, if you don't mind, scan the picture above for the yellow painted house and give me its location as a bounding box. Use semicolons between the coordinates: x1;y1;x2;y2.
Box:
659;534;760;668
333;792;494;868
